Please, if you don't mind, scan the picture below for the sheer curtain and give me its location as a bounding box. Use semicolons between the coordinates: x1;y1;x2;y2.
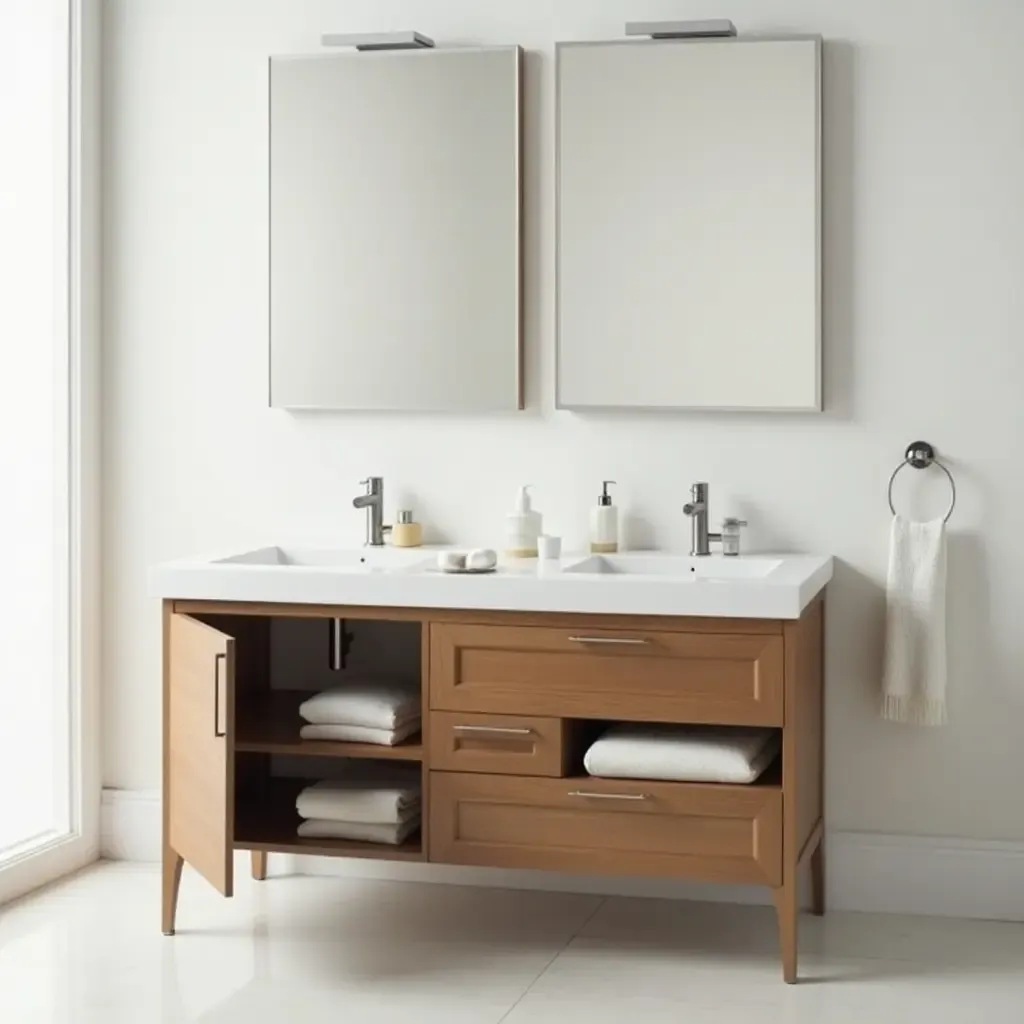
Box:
0;0;98;901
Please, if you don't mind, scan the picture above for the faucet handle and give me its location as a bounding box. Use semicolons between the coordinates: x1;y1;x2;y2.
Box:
721;517;747;557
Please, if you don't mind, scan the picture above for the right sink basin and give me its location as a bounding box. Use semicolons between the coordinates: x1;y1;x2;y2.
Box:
562;554;783;580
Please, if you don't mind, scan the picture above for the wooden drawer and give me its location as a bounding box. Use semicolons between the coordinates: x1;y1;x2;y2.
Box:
429;623;783;726
430;712;573;777
429;772;782;885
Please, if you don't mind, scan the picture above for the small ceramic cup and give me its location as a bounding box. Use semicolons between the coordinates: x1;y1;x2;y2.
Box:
537;534;562;560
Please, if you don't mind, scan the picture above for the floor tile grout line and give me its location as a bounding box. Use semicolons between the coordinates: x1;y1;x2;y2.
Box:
495;896;609;1024
575;897;610;938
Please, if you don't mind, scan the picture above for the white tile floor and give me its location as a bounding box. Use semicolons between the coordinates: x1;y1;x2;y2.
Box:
1;863;1023;1023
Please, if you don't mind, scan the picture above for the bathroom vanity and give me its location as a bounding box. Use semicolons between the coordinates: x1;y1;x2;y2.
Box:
152;549;830;983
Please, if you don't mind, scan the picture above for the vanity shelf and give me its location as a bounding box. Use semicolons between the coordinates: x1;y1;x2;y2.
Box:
235;690;424;762
234;778;424;862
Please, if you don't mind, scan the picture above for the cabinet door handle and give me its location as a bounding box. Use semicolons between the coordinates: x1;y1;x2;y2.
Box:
214;653;226;739
453;725;533;736
568;790;648;801
567;636;649;646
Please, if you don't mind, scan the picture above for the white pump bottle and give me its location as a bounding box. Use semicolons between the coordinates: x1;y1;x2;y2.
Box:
505;485;543;558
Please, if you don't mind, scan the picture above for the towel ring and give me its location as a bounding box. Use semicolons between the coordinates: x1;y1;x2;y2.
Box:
887;441;956;523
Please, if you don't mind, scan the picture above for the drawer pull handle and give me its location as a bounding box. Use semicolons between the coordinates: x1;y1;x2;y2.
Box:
567;636;649;646
453;725;534;736
568;790;648;802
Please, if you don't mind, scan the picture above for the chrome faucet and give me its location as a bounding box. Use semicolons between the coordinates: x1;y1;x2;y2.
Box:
683;482;747;556
683;482;721;557
352;477;391;547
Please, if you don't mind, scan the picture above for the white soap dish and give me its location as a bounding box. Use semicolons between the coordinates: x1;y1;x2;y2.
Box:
437;549;498;574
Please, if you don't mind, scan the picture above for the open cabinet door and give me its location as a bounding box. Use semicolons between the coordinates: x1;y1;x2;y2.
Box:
166;612;235;897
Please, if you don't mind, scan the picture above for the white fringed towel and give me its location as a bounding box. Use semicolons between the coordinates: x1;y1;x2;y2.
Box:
298;680;420;731
881;516;948;726
299;718;421;747
583;724;780;784
295;767;420;824
297;817;419;845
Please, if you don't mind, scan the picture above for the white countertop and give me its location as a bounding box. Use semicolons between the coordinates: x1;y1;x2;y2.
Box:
150;546;833;620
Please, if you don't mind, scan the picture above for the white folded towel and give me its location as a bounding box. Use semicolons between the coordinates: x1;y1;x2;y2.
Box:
298;817;420;845
295;769;420;824
881;516;948;726
584;724;780;784
299;681;420;731
298;793;420;825
299;718;421;747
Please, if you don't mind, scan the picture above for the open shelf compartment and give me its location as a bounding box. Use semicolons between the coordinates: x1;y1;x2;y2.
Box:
236;689;423;761
563;720;783;788
234;777;423;861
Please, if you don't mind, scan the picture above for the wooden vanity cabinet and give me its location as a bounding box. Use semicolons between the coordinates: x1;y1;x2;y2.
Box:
161;599;825;984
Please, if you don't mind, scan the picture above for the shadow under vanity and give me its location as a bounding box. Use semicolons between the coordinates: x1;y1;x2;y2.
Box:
162;594;824;984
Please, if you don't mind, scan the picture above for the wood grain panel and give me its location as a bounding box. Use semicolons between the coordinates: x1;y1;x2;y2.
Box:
420;621;431;856
430;712;570;776
162;600;184;935
776;596;826;983
430;772;782;885
783;598;824;863
194;613;269;700
167;613;235;897
173;601;429;622
172;600;780;635
430;624;784;725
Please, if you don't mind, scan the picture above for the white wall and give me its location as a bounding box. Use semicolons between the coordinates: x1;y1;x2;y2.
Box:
103;0;1024;844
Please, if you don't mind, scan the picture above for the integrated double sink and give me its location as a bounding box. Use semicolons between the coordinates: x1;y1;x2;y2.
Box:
151;545;832;620
217;546;780;580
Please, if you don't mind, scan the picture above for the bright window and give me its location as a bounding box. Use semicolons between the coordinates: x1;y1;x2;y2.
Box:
0;0;71;858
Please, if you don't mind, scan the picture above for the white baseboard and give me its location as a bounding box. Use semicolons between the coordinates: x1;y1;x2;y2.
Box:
101;790;162;862
101;789;1024;921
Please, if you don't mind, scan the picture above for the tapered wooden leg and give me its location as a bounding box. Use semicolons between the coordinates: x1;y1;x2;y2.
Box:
772;883;799;984
251;851;268;881
162;848;184;936
810;839;825;916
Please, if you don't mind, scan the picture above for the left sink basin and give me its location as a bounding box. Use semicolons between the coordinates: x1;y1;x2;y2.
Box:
215;546;430;572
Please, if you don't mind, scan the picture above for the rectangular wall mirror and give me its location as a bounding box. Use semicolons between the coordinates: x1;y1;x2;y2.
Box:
557;37;821;411
270;47;522;411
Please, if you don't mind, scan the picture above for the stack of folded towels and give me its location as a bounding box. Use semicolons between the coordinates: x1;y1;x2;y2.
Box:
584;724;780;784
298;679;421;747
295;762;421;845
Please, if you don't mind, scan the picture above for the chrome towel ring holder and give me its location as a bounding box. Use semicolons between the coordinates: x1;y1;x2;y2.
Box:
887;441;956;523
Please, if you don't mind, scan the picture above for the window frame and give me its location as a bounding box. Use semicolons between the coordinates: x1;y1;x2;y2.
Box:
0;0;101;904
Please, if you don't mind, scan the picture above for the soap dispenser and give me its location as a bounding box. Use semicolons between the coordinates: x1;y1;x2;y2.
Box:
391;509;423;548
590;481;619;553
506;485;542;558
